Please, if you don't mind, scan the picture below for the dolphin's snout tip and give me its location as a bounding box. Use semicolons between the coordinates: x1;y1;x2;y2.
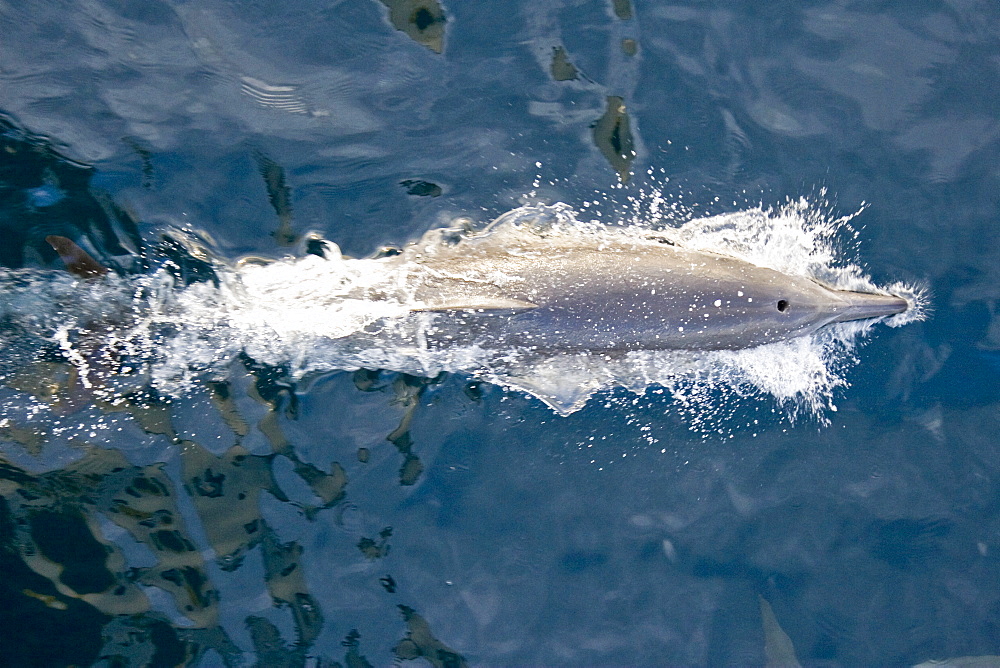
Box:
887;295;909;314
832;290;909;323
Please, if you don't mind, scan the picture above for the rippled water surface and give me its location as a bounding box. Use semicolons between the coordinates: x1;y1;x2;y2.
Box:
2;1;999;665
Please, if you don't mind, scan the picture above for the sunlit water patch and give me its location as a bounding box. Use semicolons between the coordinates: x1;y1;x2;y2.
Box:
0;195;926;435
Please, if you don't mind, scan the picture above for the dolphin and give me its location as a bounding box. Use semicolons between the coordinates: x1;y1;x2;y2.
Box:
406;227;908;353
43;220;908;360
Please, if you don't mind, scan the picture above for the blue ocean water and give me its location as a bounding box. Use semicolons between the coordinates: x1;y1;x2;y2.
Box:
1;0;998;665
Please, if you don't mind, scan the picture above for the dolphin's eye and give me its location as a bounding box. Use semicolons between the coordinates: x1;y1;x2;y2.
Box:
776;299;789;312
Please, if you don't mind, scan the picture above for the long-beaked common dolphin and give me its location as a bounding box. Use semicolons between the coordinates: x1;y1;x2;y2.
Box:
404;216;909;353
37;203;916;423
44;215;909;359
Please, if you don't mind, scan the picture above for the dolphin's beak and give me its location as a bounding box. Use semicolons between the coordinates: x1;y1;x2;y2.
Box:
830;290;908;323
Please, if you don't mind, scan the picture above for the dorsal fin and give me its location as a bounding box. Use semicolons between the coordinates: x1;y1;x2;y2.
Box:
410;297;538;313
45;235;108;278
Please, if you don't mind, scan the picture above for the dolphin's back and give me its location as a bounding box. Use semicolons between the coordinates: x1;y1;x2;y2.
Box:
409;240;860;352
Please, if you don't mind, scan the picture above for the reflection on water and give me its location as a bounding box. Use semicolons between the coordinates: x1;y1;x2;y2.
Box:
0;356;466;666
378;0;448;54
593;96;635;183
0;117;144;272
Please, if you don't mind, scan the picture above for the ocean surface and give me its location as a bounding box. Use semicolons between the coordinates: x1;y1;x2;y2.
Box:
1;0;998;665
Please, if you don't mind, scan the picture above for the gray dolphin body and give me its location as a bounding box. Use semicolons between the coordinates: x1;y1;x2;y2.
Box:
407;233;908;352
